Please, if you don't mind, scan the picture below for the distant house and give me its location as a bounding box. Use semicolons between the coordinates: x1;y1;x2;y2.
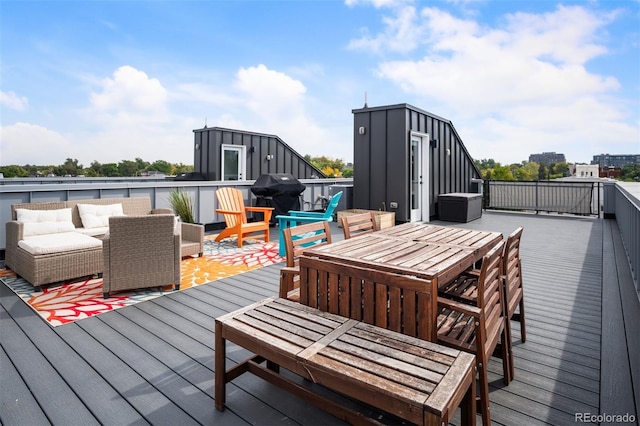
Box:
192;127;325;181
575;164;599;178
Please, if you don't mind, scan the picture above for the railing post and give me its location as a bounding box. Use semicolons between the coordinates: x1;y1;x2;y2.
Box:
535;181;539;214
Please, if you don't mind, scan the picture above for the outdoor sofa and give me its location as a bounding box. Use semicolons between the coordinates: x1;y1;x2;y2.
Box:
5;197;201;288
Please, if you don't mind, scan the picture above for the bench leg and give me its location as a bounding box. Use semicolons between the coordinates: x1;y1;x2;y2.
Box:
460;364;477;426
215;321;226;411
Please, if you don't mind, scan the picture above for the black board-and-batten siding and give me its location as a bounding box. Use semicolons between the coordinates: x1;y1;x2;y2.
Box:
193;127;324;181
352;103;482;222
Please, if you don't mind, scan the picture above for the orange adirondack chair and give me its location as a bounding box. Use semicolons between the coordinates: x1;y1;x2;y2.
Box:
214;187;273;248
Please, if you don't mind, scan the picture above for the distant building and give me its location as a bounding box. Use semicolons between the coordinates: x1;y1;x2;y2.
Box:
600;167;622;179
575;164;599;178
529;152;566;165
591;154;640;168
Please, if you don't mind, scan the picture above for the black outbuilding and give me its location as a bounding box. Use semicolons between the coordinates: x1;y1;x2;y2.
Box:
352;103;482;223
192;127;325;181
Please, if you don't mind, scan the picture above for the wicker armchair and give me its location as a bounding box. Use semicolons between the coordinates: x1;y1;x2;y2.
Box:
180;222;204;258
102;214;181;299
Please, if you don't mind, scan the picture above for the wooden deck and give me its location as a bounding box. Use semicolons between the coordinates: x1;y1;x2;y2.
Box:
2;211;639;425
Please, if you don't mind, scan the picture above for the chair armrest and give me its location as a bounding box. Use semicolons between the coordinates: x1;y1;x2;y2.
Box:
151;208;173;215
437;296;482;318
279;266;300;298
216;209;243;216
5;221;24;246
280;266;300;276
276;215;333;224
288;211;326;218
102;235;111;286
181;222;204;243
245;207;273;222
246;206;274;212
5;221;24;269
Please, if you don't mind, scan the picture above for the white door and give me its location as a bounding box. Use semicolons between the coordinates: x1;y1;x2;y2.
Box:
410;132;430;222
221;145;246;181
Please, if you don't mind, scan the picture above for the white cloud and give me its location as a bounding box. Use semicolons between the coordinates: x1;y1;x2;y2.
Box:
1;91;29;111
348;3;636;163
0;122;70;165
231;64;336;156
348;4;421;53
87;65;169;126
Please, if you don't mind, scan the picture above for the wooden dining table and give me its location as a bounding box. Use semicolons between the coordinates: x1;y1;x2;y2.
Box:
302;222;503;290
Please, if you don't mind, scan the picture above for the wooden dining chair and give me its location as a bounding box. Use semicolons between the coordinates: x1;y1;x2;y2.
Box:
279;221;332;302
501;227;526;379
341;211;378;239
439;226;526;380
436;240;510;426
275;191;342;257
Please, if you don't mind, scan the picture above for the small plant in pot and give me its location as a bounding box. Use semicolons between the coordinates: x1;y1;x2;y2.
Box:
169;188;195;223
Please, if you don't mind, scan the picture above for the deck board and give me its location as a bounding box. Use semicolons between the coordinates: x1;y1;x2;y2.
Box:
1;211;638;425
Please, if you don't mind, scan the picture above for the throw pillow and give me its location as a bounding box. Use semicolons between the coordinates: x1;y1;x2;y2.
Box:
15;208;75;237
77;203;125;229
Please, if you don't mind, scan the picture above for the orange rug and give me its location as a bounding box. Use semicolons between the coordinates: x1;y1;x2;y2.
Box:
1;237;283;326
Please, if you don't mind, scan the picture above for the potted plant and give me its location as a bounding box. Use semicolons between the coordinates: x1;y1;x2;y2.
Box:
168;188;195;223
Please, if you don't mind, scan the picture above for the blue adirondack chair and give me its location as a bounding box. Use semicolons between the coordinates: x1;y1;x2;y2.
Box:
276;191;343;256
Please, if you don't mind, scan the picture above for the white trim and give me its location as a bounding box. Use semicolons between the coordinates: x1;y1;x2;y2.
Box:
221;145;247;181
409;131;430;222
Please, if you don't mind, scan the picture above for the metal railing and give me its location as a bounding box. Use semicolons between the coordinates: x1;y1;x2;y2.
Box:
605;182;639;297
0;177;352;251
485;180;601;216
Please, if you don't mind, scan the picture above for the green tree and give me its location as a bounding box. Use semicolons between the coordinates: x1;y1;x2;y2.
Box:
492;164;515;180
135;157;149;171
118;160;138;177
0;165;29;177
306;155;347;177
514;162;539;181
99;163;119;177
61;158;82;176
474;158;497;170
538;164;548;180
172;163;194;175
620;164;640;182
147;160;172;175
89;161;102;175
551;162;570;178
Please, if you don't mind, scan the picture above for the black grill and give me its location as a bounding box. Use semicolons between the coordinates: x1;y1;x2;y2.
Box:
251;174;306;224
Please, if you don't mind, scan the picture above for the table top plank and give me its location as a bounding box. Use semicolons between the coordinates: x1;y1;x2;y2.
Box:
304;223;502;287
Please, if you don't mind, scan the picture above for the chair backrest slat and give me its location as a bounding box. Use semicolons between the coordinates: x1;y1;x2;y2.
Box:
215;188;247;227
341;212;378;239
503;227;524;316
282;221;332;268
476;239;506;355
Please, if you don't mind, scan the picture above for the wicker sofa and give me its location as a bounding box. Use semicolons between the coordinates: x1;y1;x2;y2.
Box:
5;197;175;288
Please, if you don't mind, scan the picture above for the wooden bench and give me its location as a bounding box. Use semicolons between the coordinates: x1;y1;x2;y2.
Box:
215;297;476;425
215;256;476;425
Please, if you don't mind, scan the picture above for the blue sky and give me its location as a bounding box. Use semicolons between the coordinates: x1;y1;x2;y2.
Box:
1;0;639;167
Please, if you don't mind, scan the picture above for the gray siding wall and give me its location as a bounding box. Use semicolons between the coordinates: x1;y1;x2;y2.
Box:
193;127;324;181
353;104;481;222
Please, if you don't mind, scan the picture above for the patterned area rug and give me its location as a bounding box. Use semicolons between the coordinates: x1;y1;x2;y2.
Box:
1;236;283;326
